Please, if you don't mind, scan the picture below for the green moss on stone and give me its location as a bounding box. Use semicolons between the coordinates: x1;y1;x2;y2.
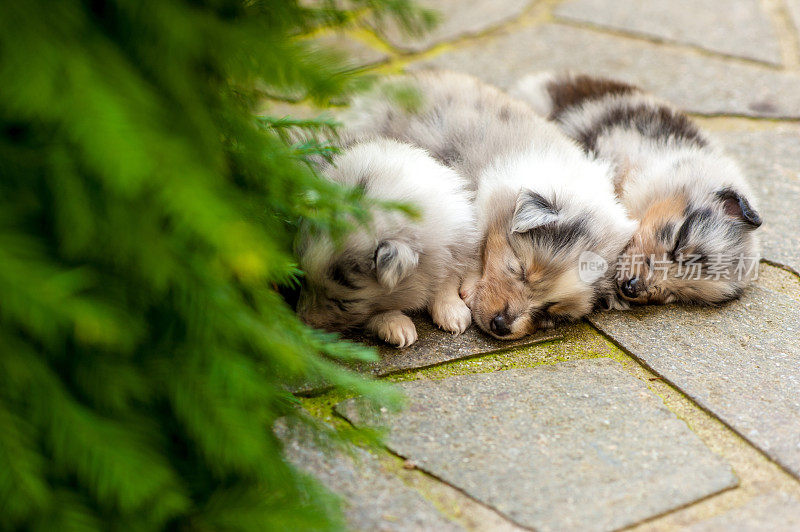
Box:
387;321;629;383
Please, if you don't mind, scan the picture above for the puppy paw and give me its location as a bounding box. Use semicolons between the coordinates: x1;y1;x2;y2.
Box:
431;297;472;335
599;293;631;311
610;298;631;311
368;312;418;348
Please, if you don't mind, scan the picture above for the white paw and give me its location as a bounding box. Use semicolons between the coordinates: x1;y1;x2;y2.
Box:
373;313;418;348
431;297;472;335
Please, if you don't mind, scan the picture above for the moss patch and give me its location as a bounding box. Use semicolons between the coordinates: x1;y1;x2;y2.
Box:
387;320;629;383
299;389;357;428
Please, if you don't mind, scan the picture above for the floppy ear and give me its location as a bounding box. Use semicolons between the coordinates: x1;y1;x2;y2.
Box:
511;190;559;233
374;240;418;290
717;188;761;228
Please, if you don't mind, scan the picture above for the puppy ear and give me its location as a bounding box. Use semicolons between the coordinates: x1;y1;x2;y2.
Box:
717;188;761;228
374;240;418;290
511;190;559;233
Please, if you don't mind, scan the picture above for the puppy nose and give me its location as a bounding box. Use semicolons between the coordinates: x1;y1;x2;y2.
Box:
620;277;640;298
490;314;511;336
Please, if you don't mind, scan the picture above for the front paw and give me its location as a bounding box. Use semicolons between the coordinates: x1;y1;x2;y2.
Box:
369;312;418;348
600;293;631;311
431;297;472;335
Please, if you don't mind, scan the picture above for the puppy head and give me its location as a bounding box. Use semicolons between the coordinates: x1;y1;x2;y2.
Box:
296;235;419;332
617;185;761;305
471;189;634;339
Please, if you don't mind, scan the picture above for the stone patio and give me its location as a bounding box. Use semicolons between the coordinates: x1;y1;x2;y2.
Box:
289;1;800;529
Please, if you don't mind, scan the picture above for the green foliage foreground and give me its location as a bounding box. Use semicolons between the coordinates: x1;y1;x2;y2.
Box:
0;0;432;529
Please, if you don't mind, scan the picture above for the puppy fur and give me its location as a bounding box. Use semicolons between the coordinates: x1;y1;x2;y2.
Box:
512;72;763;305
296;138;478;347
341;71;637;339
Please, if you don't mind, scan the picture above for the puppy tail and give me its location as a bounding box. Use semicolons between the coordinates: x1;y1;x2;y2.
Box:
509;71;557;117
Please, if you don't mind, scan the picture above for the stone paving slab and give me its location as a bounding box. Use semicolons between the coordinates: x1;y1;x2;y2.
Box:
590;283;800;480
292;317;559;394
687;492;800;531
337;359;738;531
713;126;800;275
555;0;781;65
370;0;530;52
789;1;800;40
280;422;462;531
413;24;800;118
355;315;560;376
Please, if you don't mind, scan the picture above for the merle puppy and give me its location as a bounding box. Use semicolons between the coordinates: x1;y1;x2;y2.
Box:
296;138;478;347
341;71;636;339
513;72;762;305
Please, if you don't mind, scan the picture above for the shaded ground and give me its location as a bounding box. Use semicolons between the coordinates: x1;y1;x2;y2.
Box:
281;1;800;529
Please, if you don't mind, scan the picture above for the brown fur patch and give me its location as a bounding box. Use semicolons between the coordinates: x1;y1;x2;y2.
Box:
477;225;519;312
613;160;635;198
634;195;687;258
617;194;689;303
547;75;639;120
641;195;687;229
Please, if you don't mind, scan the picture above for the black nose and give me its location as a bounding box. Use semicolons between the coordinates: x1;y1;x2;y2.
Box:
490;314;511;336
620;277;639;299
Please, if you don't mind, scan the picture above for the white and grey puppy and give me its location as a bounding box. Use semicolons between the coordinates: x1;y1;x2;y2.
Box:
296;138;478;347
512;72;762;305
341;71;636;339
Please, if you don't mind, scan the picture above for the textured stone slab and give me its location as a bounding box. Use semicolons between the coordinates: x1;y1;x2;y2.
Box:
356;315;559;376
281;422;462;531
789;1;800;40
292;316;559;394
555;0;781;65
311;32;389;67
371;0;530;52
590;284;800;479
414;24;800;117
338;359;737;531
688;493;800;531
713;126;800;275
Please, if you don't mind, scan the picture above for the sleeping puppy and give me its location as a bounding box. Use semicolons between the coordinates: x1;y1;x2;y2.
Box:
296;138;478;347
341;71;636;339
512;72;762;305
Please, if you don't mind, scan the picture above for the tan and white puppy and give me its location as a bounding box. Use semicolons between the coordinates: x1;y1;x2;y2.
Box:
512;72;762;305
341;71;636;339
296;138;478;347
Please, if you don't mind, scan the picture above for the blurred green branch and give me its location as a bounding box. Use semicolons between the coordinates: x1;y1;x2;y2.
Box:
0;0;433;529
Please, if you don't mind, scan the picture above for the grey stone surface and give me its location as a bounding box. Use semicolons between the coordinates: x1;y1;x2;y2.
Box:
356;315;560;376
789;1;800;40
292;316;559;394
338;359;738;531
687;492;800;531
281;422;462;531
371;0;530;52
555;0;781;65
311;32;389;67
590;284;800;479
714;126;800;275
413;24;800;118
